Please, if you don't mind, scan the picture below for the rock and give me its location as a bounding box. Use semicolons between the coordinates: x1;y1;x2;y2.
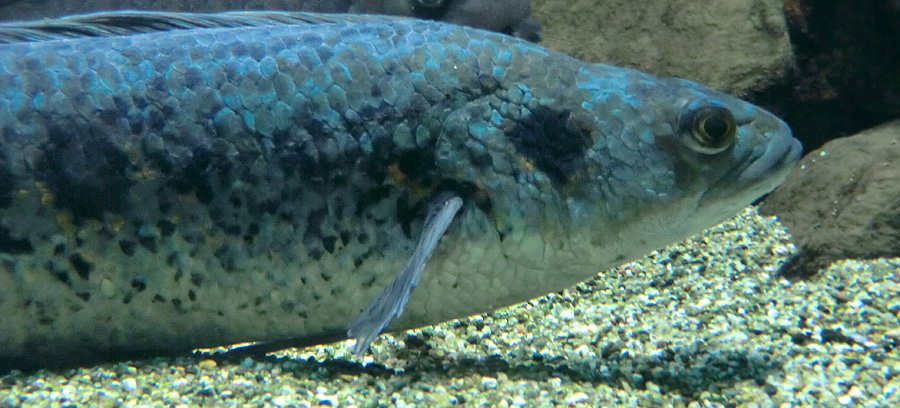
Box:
756;0;900;152
759;121;900;278
533;0;792;94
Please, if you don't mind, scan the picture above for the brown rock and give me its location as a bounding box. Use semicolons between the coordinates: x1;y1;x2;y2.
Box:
533;0;792;94
759;121;900;278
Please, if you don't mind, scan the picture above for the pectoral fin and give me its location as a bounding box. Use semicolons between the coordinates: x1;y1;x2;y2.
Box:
348;195;463;356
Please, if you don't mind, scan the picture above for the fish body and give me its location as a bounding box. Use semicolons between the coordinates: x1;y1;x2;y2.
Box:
0;12;800;369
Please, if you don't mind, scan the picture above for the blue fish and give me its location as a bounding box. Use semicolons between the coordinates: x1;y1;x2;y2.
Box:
0;11;800;369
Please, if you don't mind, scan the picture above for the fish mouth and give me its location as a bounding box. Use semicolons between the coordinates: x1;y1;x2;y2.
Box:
737;129;803;188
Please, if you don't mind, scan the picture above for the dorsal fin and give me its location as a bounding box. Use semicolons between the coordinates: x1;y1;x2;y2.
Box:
0;10;408;44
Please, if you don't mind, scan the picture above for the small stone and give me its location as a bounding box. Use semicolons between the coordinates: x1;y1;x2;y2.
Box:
121;378;137;393
847;386;864;399
317;394;338;406
272;395;289;407
198;360;217;370
481;376;498;390
838;394;853;405
884;328;900;340
565;392;589;404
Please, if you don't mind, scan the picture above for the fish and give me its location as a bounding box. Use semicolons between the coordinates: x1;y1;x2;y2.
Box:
0;11;801;370
0;0;542;41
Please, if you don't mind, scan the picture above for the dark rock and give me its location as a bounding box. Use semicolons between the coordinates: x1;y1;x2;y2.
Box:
760;121;900;278
749;1;900;152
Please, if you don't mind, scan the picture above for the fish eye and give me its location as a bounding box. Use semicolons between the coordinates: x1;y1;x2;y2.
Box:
681;105;737;154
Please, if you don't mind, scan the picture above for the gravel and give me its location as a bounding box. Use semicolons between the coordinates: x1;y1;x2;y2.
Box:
2;206;898;407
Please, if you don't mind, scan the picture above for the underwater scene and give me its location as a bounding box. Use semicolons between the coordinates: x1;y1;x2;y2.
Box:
0;0;898;407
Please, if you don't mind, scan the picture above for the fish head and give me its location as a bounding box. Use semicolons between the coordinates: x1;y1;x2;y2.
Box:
561;64;801;260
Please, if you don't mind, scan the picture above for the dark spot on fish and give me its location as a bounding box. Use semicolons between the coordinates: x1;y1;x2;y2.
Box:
369;84;382;97
0;152;14;208
171;298;182;309
41;125;132;221
50;262;70;285
260;200;280;215
356;186;391;217
137;232;158;253
214;243;240;271
184;68;203;88
358;232;370;245
153;294;165;303
506;106;592;184
247;43;266;61
477;74;500;93
281;302;295;312
223;224;241;236
307;207;326;233
118;239;137;256
188;290;196;301
0;226;33;255
38;308;56;326
68;253;91;280
157;220;176;237
158;198;172;214
123;293;133;304
75;291;91;301
395;195;418;239
322;236;338;253
316;47;334;62
96;107;123;127
165;148;215;205
130;278;146;292
190;272;204;286
129;118;144;134
229;43;248;57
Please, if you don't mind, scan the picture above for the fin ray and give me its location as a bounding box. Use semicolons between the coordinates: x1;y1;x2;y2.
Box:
347;195;463;356
0;10;406;44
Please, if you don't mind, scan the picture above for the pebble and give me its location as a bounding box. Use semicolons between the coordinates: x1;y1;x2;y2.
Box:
1;208;898;407
481;377;498;390
121;377;137;392
565;391;589;404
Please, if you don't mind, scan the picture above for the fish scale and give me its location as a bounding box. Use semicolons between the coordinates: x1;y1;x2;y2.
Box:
0;12;800;369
